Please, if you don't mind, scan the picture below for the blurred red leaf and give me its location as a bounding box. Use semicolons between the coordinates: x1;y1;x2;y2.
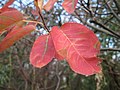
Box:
0;10;23;32
0;25;35;53
34;0;43;11
62;0;78;13
50;22;101;75
43;0;78;13
0;0;15;13
2;0;14;8
43;0;58;11
30;35;55;68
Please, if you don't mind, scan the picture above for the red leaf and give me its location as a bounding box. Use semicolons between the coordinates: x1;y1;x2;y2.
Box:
68;56;101;75
0;0;15;13
2;0;14;8
0;25;35;53
50;22;101;75
44;0;58;11
62;0;78;13
60;23;100;57
55;51;64;60
0;10;23;32
0;8;17;13
30;35;55;68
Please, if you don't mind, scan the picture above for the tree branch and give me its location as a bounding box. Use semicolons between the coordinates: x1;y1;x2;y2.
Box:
74;11;118;38
101;48;120;51
105;0;120;22
89;20;120;38
38;10;50;33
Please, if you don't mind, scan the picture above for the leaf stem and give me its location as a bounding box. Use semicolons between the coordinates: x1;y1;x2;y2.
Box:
22;20;43;26
38;10;50;33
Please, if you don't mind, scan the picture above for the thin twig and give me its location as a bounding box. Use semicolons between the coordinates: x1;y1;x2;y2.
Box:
89;20;120;38
101;48;120;52
22;20;43;26
74;11;117;38
15;53;32;84
38;10;50;33
113;0;120;13
105;0;120;22
79;1;93;16
55;61;60;90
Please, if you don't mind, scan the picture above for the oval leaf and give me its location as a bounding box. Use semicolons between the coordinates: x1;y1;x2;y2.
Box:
43;0;58;11
2;0;14;8
50;22;101;75
0;25;35;53
0;10;23;32
30;35;55;68
0;0;15;13
51;23;100;58
68;56;101;75
62;0;78;13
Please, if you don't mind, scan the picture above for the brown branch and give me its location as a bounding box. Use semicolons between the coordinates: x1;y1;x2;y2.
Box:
15;54;32;84
104;16;114;24
38;10;50;33
87;0;90;8
79;1;93;16
74;11;118;38
111;68;120;89
104;61;120;89
55;61;61;90
108;71;120;76
89;20;120;38
113;0;120;13
0;86;15;90
105;0;120;22
101;48;120;52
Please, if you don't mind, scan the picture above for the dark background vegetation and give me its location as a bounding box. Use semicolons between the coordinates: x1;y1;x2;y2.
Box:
0;0;120;90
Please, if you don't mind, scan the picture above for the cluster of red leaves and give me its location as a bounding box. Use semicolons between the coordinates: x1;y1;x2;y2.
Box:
30;23;101;75
0;0;102;76
35;0;78;13
0;0;36;52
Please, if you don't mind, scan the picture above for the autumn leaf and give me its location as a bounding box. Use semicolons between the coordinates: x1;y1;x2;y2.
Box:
68;57;101;75
34;0;43;11
0;25;35;53
0;0;15;13
43;0;78;13
62;0;78;13
60;23;100;57
43;0;58;11
50;22;101;75
55;51;64;60
0;10;23;32
50;23;100;58
30;35;56;68
2;0;14;8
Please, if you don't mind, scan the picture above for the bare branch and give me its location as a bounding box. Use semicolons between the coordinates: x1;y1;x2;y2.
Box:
89;20;120;38
74;11;118;38
105;0;120;22
38;10;50;33
101;48;120;51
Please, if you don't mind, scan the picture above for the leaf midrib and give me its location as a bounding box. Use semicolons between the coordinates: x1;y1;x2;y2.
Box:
60;27;96;71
